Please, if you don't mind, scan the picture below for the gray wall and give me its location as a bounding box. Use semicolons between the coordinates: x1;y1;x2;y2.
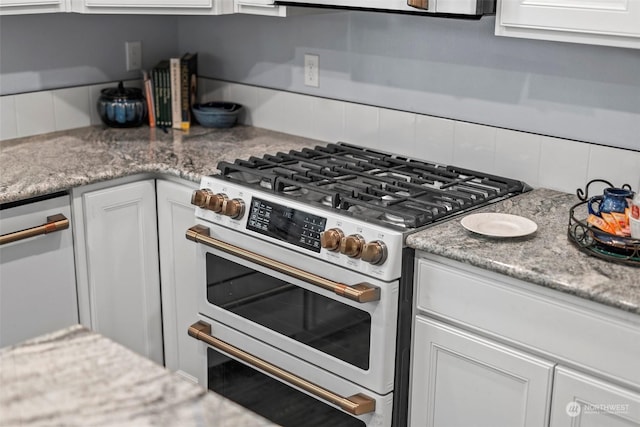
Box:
1;11;638;151
177;11;640;151
0;13;179;95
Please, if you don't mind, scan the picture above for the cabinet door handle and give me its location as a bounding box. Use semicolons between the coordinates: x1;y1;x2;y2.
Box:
0;214;69;246
186;225;380;303
188;320;376;416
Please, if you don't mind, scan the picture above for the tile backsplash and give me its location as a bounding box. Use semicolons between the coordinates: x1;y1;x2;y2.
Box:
1;78;638;195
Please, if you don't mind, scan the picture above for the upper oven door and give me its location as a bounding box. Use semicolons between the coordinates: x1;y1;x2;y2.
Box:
187;223;399;395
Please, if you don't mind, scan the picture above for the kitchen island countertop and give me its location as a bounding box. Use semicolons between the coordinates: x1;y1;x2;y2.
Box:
406;188;640;315
0;325;276;426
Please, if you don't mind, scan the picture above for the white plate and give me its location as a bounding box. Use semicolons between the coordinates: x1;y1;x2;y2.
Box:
460;213;538;238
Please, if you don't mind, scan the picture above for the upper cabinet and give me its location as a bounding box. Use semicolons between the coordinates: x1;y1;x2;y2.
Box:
0;0;68;14
70;0;234;14
495;0;640;49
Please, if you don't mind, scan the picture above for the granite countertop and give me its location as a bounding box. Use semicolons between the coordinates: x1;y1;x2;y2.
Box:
0;125;318;205
0;325;276;426
2;126;638;315
406;188;640;315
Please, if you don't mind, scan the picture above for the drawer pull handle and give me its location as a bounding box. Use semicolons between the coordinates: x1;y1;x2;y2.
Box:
0;214;69;246
188;320;376;415
186;225;380;303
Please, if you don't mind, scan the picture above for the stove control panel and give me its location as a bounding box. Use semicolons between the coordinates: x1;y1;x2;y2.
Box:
193;177;404;281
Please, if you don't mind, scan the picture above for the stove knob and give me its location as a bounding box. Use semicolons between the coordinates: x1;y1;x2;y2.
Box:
340;234;365;258
320;228;344;251
191;189;213;208
221;198;245;219
205;193;228;213
361;241;388;265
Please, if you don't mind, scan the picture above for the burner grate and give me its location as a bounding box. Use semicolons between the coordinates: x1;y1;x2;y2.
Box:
216;142;529;230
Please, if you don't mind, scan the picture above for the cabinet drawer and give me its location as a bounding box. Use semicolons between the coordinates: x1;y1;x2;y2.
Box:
550;366;640;426
415;255;640;388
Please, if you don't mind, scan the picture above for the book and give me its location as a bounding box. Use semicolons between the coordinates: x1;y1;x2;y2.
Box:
142;70;155;128
180;52;198;130
152;60;169;128
170;57;182;130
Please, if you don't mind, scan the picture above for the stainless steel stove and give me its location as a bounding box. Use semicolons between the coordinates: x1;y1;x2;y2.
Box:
186;142;529;427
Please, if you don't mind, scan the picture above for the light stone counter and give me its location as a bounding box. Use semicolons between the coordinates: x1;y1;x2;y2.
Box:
0;325;277;427
0;125;318;204
406;188;640;315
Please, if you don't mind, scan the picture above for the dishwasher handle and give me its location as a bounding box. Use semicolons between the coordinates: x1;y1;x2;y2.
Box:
0;214;69;246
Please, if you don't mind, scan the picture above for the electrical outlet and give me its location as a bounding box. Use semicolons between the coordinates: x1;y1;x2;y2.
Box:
125;41;142;72
304;54;319;88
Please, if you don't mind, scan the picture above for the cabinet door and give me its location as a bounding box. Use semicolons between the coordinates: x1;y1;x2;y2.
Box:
0;0;68;15
0;195;78;347
73;0;233;14
496;0;640;49
550;366;640;427
410;316;555;427
82;180;163;365
156;179;199;382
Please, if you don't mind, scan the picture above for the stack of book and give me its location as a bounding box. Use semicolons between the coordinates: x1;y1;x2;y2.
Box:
143;52;198;130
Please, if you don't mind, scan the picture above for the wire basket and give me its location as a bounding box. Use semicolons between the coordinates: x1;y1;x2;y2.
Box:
568;179;639;267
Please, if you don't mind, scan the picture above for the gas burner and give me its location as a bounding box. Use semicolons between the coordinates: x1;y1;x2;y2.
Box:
381;212;408;227
217;142;529;230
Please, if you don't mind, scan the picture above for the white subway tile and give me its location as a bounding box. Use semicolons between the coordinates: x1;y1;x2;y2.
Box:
494;129;541;188
53;86;91;131
343;103;379;150
453;122;496;172
309;97;345;143
253;88;315;136
89;83;115;126
538;136;590;193
0;96;18;141
378;108;415;157
414;115;455;165
224;82;258;126
15;91;56;138
279;92;314;139
586;145;640;192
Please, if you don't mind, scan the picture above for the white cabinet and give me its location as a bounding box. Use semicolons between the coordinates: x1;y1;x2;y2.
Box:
495;0;640;49
71;0;233;15
410;316;554;427
550;366;640;427
233;0;325;16
0;0;68;15
411;253;640;427
0;195;78;348
72;178;163;365
156;179;200;382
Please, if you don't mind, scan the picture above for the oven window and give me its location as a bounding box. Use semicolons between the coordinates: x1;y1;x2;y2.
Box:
206;253;371;370
207;348;366;427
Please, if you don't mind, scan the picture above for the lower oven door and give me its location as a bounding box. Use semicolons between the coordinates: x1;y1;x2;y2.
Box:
189;316;393;427
187;224;399;395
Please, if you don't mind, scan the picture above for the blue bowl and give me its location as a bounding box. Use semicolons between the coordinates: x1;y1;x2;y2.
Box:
192;102;243;128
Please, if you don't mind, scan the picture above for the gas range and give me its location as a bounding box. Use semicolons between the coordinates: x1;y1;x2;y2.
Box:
188;142;530;427
192;142;529;281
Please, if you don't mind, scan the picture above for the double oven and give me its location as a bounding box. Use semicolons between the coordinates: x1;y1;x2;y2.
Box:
185;143;528;426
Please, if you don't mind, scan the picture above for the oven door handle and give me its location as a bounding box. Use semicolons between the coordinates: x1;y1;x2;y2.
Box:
186;225;380;303
188;320;376;415
0;214;69;246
